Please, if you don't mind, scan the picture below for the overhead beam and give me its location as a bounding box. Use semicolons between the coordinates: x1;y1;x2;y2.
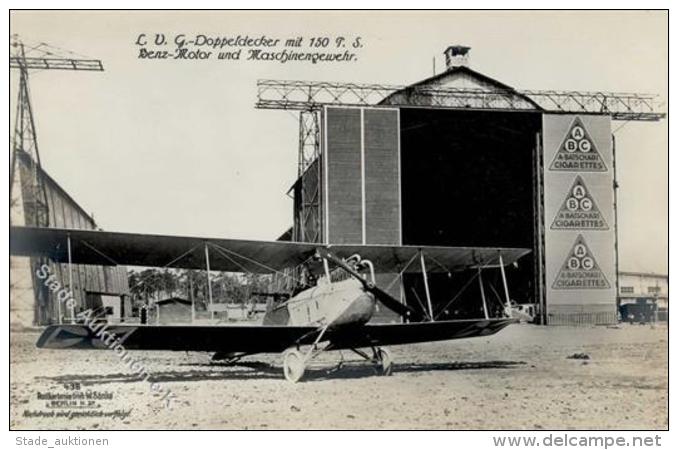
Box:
10;57;104;71
256;79;665;121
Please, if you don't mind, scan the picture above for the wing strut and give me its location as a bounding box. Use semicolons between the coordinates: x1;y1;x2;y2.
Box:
419;251;434;322
204;243;214;321
478;267;489;320
498;252;513;318
66;233;74;322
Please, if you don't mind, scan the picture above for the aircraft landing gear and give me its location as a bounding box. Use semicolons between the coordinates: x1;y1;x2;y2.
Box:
350;346;393;376
373;347;393;376
282;345;393;382
282;325;330;383
283;349;306;383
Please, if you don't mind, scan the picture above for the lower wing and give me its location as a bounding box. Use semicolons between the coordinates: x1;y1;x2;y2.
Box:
36;324;318;353
327;318;516;350
36;318;515;353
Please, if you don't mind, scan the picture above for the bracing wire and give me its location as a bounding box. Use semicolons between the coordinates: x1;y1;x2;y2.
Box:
79;239;201;294
432;256;500;321
206;241;304;285
384;252;419;292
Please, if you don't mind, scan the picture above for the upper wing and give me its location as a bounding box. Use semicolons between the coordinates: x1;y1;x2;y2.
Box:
327;244;530;273
10;225;530;273
10;226;318;273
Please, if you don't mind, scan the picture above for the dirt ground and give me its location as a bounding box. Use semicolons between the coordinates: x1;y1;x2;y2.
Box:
10;323;668;430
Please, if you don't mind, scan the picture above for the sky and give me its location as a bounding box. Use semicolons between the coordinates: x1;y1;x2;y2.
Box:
9;11;668;274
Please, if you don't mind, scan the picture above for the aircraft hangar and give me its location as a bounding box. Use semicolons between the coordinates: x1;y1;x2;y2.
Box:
10;151;130;327
274;46;664;325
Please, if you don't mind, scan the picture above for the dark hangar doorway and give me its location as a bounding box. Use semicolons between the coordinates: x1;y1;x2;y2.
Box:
399;108;542;320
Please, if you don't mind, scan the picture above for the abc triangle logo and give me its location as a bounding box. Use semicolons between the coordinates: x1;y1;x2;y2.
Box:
549;117;607;172
551;176;609;230
552;234;610;290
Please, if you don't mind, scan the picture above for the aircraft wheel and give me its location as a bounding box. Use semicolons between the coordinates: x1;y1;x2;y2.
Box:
283;349;306;383
374;347;393;376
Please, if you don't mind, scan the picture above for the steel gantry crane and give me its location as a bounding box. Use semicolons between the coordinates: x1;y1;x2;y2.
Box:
9;36;104;324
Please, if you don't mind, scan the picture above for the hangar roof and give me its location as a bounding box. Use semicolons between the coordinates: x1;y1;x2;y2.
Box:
379;65;542;111
15;149;99;230
155;297;192;306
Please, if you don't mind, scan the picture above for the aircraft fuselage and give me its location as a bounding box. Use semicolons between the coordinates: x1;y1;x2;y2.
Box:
263;279;376;329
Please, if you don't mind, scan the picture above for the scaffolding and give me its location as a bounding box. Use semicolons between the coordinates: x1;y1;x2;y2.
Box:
292;110;323;243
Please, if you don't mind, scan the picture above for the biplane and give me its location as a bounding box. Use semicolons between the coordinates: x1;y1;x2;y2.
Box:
10;226;530;382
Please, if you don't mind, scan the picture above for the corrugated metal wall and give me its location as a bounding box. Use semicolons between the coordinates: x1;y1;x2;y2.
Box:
364;109;401;245
325;107;363;244
322;107;402;322
323;107;401;245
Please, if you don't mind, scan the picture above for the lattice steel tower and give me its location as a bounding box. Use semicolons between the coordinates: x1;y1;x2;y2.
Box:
10;35;104;227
